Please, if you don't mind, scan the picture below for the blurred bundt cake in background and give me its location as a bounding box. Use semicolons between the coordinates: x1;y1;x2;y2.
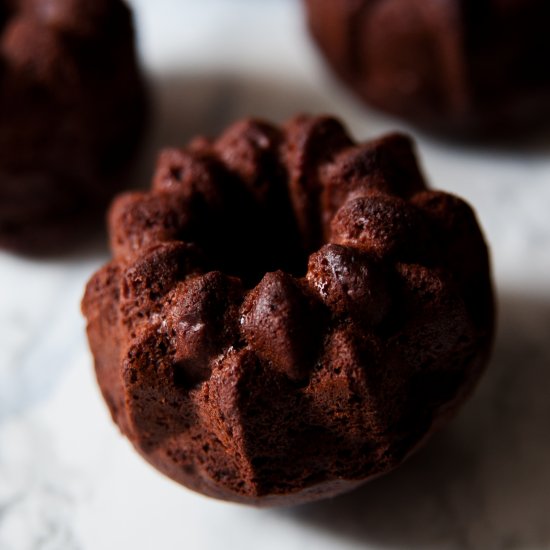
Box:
0;0;148;252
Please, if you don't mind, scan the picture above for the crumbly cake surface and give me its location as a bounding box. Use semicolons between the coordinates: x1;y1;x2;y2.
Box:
83;115;494;505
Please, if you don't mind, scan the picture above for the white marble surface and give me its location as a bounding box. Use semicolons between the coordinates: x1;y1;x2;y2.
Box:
1;1;550;549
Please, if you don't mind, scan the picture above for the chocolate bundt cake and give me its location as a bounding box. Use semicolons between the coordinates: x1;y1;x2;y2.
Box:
0;0;147;251
303;0;550;135
82;115;494;506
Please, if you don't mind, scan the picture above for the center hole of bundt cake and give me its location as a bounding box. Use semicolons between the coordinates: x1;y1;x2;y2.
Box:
117;119;344;286
197;188;311;287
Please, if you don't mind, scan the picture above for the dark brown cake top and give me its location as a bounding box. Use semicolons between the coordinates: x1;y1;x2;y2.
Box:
1;0;133;93
84;115;494;504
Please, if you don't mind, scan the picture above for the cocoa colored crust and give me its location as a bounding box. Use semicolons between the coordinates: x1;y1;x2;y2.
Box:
303;0;550;135
82;115;494;506
0;0;147;252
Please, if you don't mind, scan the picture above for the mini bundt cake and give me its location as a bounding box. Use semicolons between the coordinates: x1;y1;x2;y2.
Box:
0;0;147;252
303;0;550;135
82;115;494;506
